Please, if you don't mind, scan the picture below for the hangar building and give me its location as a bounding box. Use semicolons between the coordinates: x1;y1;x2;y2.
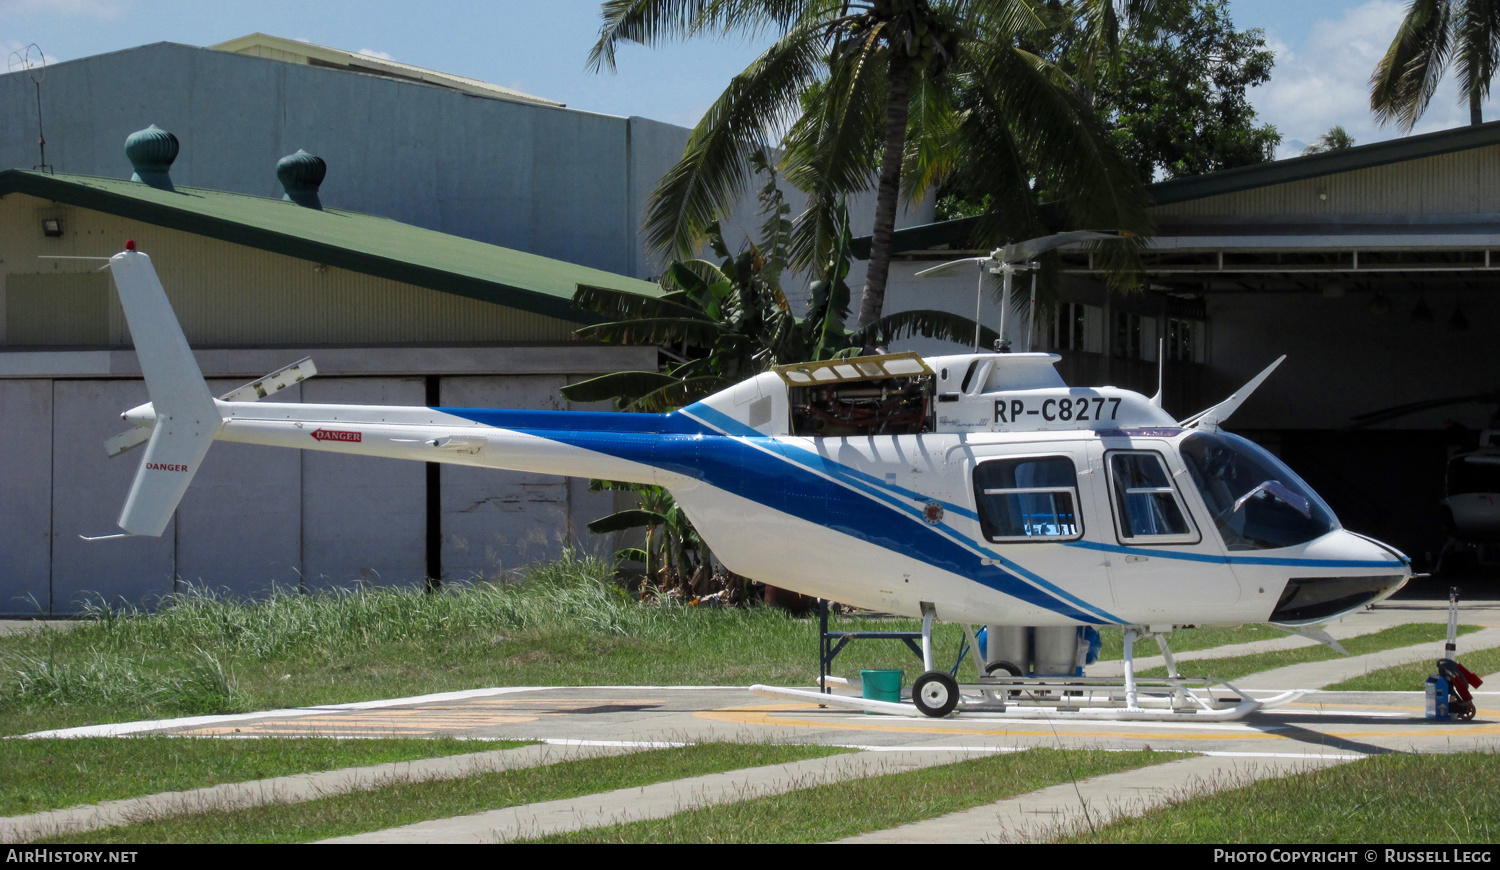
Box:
0;150;657;615
856;123;1500;569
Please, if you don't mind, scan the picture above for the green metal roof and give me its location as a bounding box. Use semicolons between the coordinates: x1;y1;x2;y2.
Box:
0;169;662;322
853;120;1500;257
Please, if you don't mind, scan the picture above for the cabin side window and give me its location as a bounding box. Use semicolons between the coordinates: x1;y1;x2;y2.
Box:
1106;450;1199;545
973;456;1083;542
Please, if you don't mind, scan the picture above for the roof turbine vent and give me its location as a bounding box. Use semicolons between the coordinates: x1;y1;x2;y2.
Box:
276;149;326;209
124;124;179;190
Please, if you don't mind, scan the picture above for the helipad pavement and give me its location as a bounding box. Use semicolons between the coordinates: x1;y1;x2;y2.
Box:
29;599;1498;760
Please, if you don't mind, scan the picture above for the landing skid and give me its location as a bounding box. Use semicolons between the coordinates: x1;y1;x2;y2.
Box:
750;679;1305;721
754;618;1304;722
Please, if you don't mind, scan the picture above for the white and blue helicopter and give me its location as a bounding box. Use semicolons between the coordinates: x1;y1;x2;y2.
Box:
92;241;1411;721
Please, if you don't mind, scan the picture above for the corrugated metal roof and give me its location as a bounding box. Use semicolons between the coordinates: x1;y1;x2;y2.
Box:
211;33;565;108
0;170;663;323
854;120;1500;257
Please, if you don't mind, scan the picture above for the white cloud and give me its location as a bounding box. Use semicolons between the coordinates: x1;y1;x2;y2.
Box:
356;48;394;60
1253;0;1500;157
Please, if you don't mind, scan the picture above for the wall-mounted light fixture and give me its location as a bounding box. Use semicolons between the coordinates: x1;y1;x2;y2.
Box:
41;217;63;237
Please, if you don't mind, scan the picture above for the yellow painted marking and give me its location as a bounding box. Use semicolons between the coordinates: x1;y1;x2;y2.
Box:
695;705;1500;741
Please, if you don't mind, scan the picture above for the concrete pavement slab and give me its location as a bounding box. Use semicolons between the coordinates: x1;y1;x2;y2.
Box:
320;748;978;844
835;753;1350;844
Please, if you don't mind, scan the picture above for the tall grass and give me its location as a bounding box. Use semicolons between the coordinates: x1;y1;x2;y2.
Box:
0;553;856;734
64;555;691;660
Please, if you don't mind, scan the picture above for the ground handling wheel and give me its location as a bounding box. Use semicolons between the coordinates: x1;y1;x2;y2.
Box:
912;670;960;718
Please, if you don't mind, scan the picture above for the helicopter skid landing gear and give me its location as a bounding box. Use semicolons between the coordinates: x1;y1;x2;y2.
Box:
750;620;1304;721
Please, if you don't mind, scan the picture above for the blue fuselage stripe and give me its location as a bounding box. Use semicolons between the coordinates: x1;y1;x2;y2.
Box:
1064;539;1403;570
679;403;1124;624
441;404;1118;623
434;404;1401;622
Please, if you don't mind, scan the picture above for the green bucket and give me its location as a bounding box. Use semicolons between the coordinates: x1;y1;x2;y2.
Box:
860;669;903;704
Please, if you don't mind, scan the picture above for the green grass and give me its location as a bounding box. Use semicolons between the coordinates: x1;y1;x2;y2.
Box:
1137;624;1480;682
38;742;848;844
529;748;1173;843
1063;753;1500;843
0;555;967;736
1325;645;1500;692
1096;624;1292;661
0;736;527;816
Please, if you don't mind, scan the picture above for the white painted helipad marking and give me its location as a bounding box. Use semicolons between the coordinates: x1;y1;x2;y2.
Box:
21;686;551;738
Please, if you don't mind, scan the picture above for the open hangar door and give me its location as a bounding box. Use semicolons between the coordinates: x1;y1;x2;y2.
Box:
1111;245;1500;587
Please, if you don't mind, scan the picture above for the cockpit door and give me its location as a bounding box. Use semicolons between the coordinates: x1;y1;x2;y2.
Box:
1085;439;1242;619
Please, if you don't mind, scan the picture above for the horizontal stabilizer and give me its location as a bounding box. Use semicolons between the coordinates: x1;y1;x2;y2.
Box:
104;357;318;458
219;357;316;403
105;426;152;459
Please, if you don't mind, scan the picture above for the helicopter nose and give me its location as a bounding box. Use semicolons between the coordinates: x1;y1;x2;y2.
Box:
1268;531;1409;625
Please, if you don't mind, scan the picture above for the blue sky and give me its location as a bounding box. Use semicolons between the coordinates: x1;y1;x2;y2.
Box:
3;0;1493;159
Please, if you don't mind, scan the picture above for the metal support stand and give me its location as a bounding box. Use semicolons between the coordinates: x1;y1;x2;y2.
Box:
921;603;937;672
1155;632;1187;707
960;623;987;681
817;599;923;694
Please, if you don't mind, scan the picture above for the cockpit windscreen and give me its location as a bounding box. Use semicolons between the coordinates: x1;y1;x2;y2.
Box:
1180;431;1338;551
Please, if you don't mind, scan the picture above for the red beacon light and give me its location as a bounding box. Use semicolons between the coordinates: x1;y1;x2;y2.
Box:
125;240;135;251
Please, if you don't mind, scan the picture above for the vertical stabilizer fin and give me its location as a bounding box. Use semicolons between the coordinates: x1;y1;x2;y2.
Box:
108;248;221;536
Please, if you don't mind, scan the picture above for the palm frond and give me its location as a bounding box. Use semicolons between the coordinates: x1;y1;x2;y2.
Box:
575;317;730;347
959;39;1152;287
625;375;734;412
589;0;815;72
644;18;829;259
1455;0;1500;106
1371;0;1454;130
587;508;670;534
573;283;704;320
850;308;999;349
900;65;961;203
559;370;684;405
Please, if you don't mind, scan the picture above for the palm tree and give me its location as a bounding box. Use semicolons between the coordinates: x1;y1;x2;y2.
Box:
1302;125;1355;155
590;0;1153;332
1371;0;1500;129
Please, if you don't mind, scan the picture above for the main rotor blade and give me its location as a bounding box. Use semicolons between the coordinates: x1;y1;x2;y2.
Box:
993;230;1131;264
1348;391;1500;428
915;256;990;277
